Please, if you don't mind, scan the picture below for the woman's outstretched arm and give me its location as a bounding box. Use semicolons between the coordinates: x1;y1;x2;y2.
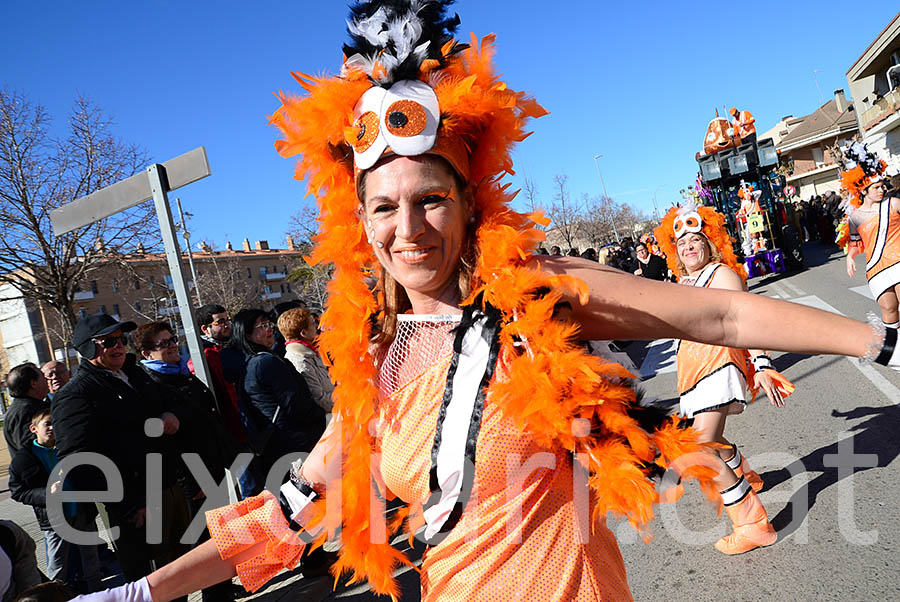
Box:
539;256;876;359
147;540;264;602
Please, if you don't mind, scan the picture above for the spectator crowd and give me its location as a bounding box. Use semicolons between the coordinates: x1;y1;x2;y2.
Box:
1;301;332;600
538;235;674;281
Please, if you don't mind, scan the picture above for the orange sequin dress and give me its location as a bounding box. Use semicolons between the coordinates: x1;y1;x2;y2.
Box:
376;348;634;602
852;201;900;299
676;264;750;418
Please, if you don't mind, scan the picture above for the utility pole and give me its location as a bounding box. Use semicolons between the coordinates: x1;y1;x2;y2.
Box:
593;154;620;243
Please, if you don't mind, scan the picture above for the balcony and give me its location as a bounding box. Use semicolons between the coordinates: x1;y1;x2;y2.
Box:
73;290;95;301
265;272;286;281
261;291;282;301
861;87;900;132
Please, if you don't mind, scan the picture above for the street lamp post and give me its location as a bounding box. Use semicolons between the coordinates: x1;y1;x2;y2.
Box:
593;154;620;243
652;184;666;223
175;197;202;305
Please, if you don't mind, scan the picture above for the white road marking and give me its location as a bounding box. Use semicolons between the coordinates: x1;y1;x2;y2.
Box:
790;295;900;405
850;285;875;300
782;280;806;297
770;282;790;299
639;338;678;378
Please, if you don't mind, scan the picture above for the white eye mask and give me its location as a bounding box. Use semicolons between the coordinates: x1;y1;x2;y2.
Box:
350;80;441;170
673;211;703;239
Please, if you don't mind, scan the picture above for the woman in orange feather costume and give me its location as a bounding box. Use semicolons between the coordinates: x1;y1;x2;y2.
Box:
655;204;795;555
841;141;898;329
77;3;900;601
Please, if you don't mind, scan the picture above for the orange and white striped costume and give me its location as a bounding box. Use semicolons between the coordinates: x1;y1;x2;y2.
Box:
676;263;752;418
849;200;900;300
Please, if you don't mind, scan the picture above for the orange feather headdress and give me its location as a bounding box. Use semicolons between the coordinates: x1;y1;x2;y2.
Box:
655;203;747;282
269;2;715;597
839;140;888;207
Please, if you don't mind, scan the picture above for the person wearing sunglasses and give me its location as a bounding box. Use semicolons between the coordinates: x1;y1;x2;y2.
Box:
133;321;241;602
51;314;190;595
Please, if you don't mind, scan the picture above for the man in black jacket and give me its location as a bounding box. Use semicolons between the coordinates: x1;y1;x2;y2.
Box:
3;363;50;455
51;314;190;593
634;242;669;281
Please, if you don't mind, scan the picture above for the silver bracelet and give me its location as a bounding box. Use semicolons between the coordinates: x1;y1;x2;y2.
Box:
861;312;887;363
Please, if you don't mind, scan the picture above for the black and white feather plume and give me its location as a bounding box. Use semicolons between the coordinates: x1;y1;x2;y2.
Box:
840;140;883;176
342;0;465;84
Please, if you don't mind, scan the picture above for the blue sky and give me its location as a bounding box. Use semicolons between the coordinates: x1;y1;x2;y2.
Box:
4;1;897;250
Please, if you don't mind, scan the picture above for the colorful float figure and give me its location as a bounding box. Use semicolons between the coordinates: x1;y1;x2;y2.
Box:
703;111;742;156
695;107;799;275
735;180;768;256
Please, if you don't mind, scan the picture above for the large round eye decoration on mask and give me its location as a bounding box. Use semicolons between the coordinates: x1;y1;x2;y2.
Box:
674;211;704;239
350;80;440;170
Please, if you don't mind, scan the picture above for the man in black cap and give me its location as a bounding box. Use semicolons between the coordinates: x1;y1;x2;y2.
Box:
51;314;191;592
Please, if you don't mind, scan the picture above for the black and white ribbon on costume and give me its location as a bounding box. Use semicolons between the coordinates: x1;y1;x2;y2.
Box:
421;304;502;546
865;198;890;272
692;262;721;288
751;354;774;372
719;476;751;506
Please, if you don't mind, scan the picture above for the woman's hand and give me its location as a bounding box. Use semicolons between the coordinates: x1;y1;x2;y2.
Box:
846;254;856;278
754;370;784;408
160;412;180;435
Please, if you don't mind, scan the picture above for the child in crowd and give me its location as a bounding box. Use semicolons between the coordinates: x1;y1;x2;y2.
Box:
8;410;102;593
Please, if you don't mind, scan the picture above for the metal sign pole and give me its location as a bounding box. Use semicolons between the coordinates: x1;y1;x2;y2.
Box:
146;164;215;399
50;147;239;504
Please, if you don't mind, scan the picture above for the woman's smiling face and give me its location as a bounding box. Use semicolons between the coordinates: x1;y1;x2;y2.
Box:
361;155;469;312
676;232;711;274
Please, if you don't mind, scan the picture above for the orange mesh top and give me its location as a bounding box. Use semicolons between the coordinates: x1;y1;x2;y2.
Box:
376;350;634;602
857;209;900;279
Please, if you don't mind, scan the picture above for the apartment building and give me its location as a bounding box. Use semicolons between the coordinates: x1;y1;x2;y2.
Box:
765;90;858;199
846;12;900;173
1;237;307;370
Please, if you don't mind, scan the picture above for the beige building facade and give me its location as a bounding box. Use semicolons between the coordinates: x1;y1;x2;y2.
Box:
768;91;859;200
1;238;308;370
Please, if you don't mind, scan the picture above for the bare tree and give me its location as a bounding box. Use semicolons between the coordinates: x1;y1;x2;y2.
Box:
286;204;319;245
0;89;156;346
545;174;584;251
520;175;548;232
192;244;266;314
581;193;614;246
582;194;650;244
286;204;333;311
